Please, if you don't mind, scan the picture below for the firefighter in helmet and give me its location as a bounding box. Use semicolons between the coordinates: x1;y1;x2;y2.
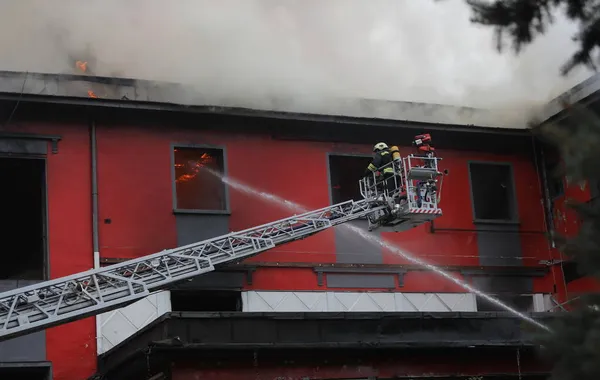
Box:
364;142;396;194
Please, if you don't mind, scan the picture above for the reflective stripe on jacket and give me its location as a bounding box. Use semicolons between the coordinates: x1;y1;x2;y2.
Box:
365;150;393;176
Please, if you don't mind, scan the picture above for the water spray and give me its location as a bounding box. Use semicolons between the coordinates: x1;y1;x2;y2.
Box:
208;169;552;333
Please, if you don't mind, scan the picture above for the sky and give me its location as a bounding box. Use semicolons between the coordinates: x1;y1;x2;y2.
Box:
0;0;594;111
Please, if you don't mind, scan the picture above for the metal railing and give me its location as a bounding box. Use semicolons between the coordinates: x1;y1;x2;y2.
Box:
359;160;403;201
359;153;443;208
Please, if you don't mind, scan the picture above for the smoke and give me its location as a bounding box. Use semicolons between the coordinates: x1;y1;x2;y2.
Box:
0;0;594;111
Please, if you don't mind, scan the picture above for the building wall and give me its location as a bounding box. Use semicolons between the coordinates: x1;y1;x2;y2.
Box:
1;122;96;380
93;123;556;294
550;177;600;304
1;118;560;380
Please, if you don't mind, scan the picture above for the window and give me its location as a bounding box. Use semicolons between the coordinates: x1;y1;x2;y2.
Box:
173;146;227;212
170;290;242;312
543;146;564;199
0;157;47;280
476;294;534;312
469;162;517;222
328;154;372;204
562;261;584;285
590;178;600;200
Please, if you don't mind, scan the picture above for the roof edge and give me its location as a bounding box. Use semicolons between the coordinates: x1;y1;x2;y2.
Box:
536;72;600;124
0;91;531;136
0;70;530;130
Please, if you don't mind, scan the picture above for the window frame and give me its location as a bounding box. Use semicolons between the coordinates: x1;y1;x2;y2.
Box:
467;161;519;225
170;143;231;215
326;152;373;205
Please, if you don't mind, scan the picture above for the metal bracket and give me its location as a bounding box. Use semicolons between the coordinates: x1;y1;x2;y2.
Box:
245;268;256;286
50;138;60;154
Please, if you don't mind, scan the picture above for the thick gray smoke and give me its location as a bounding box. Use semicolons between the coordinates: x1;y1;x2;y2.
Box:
0;0;594;112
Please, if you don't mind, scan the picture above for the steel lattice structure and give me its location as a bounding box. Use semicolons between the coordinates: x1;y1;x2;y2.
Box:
0;199;384;341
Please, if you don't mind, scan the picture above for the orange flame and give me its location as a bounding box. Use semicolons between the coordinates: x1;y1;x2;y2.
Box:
76;60;88;73
175;153;215;183
75;60;98;98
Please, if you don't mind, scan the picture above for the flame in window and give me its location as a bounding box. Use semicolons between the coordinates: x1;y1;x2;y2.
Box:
175;153;216;183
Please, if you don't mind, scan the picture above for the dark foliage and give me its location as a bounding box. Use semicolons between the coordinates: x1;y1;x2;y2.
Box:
531;104;600;380
537;294;600;380
465;0;600;74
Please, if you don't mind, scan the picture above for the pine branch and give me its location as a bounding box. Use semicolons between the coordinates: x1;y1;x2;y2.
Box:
465;0;600;74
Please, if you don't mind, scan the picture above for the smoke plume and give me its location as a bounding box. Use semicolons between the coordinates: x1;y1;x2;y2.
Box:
0;0;594;112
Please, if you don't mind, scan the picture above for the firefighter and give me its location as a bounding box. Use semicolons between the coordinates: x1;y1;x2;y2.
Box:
412;134;437;207
364;142;396;195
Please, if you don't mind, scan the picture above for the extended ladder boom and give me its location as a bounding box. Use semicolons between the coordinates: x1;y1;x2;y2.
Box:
0;199;384;341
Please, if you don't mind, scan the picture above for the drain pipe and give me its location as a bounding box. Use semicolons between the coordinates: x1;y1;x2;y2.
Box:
90;118;102;355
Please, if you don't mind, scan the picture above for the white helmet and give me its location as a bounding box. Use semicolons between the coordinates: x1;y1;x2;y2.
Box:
373;142;388;152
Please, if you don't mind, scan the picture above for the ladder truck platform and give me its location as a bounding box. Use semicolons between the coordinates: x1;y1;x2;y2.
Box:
0;141;445;342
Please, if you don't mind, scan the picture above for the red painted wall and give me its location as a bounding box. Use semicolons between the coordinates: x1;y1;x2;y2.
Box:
96;125;178;259
8;120;562;379
3;122;96;380
550;179;600;303
91;126;556;292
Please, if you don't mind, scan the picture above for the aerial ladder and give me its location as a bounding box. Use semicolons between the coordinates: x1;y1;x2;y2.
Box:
0;135;445;342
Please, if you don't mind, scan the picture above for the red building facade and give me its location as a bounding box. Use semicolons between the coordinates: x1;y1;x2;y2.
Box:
0;71;597;379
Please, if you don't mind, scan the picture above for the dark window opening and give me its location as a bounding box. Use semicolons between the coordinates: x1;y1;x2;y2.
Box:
469;163;516;221
0;157;46;280
170;290;242;312
329;155;372;204
562;260;585;284
173;146;227;211
476;294;534;312
589;178;600;201
0;365;51;380
543;145;565;199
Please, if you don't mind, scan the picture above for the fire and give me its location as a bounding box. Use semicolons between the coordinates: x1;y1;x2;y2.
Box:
175;153;215;183
177;173;197;183
74;60;99;98
76;60;88;73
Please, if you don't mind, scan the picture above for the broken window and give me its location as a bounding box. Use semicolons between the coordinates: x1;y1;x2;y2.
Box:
328;154;372;204
469;163;516;222
173;146;227;211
